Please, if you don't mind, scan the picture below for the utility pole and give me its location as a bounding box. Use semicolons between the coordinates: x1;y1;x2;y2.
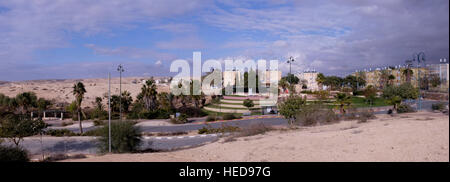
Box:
117;64;124;120
108;73;112;153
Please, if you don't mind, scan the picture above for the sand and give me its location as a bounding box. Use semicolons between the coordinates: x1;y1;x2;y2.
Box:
0;77;170;108
63;111;449;162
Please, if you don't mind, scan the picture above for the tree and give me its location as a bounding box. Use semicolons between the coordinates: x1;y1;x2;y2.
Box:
139;79;158;111
402;68;413;83
0;114;47;146
278;95;306;125
120;90;133;113
314;90;330;102
316;73;326;90
15;92;37;115
378;70;390;89
91;97;107;120
72;82;87;134
323;76;344;91
334;93;352;114
36;98;51;118
285;73;299;85
243;99;254;110
388;75;396;85
345;75;366;94
382;83;418;111
429;74;441;88
363;85;377;106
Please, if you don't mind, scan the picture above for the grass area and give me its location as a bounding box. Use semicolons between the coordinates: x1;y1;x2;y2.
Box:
219;101;260;106
350;97;389;107
201;109;244;117
304;97;389;108
206;104;259;110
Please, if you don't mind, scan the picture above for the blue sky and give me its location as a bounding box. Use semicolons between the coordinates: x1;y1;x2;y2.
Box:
0;0;448;81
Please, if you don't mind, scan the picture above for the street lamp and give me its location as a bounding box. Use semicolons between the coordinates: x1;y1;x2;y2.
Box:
413;52;426;111
287;56;294;75
117;64;125;120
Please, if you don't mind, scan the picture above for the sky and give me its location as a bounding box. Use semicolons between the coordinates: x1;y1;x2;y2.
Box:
0;0;448;81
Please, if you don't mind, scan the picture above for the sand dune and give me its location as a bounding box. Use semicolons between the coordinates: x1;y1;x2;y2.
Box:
0;77;170;108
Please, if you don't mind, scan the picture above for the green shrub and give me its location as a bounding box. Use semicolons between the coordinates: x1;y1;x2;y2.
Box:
93;119;104;126
431;102;446;111
222;114;241;120
0;145;29;162
170;114;188;124
197;124;240;134
397;104;416;113
97;121;142;153
45;129;77;137
206;115;218;122
177;107;208;117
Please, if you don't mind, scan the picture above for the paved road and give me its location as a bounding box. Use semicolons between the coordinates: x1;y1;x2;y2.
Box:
9;134;223;155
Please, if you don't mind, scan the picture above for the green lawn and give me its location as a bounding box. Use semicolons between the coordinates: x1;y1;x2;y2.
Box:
206;104;260;110
350;97;389;107
305;97;389;108
201;109;244;117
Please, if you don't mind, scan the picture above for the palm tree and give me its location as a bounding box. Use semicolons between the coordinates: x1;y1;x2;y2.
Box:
140;79;158;111
388;75;396;85
15;92;37;115
402;68;413;83
334;93;352;114
316;73;326;90
72;82;86;133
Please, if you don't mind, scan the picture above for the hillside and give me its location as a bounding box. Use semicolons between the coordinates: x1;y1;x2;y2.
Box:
0;77;170;108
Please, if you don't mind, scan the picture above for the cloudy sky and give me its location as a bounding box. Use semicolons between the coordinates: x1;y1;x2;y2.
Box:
0;0;448;81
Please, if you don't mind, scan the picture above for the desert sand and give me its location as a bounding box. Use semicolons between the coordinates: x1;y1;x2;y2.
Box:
0;77;170;108
63;111;449;162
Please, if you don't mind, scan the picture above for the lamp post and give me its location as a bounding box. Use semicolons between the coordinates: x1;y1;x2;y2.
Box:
108;73;111;153
414;52;426;111
117;64;124;120
287;56;294;75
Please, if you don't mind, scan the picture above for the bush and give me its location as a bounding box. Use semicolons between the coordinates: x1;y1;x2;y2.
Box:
205;115;218;122
61;122;73;127
43;153;87;162
222;114;241;120
198;124;240;134
237;123;273;137
93;119;105;126
0;145;29;162
97;121;142;153
45;129;77;137
128;109;170;120
170;114;188;124
82;127;103;136
358;109;376;123
397;104;416;113
177;107;208;117
295;104;339;126
432;102;446;111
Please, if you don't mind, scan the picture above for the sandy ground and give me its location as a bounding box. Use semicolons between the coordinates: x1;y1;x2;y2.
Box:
63;111;449;162
0;77;170;108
